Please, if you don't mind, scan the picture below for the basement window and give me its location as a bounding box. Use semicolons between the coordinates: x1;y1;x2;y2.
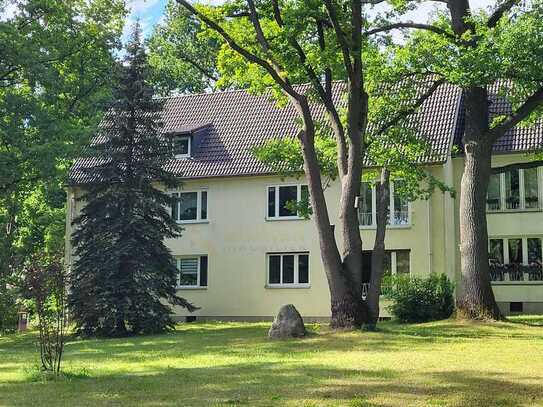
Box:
510;302;523;313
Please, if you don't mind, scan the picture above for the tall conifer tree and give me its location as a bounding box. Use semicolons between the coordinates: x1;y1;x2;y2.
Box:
69;24;195;337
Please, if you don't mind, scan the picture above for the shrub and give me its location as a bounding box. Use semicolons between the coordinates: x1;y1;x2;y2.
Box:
384;273;455;323
0;285;18;334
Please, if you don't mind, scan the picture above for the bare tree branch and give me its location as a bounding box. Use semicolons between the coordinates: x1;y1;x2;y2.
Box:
176;50;219;82
323;0;353;78
487;0;521;28
364;22;458;42
270;0;348;176
371;78;445;138
489;86;543;140
175;0;299;99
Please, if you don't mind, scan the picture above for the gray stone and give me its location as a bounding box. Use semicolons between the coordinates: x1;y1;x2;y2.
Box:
268;304;306;339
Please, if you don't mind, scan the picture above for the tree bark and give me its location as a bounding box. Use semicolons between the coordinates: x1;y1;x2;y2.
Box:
447;2;503;320
293;96;364;329
363;168;390;329
456;88;502;320
176;0;366;329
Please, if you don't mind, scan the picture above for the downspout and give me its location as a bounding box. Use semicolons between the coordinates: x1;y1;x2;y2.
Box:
427;194;433;274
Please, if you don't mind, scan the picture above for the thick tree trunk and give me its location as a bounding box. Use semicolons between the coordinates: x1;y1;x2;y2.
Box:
457;142;502;320
457;88;503;320
447;0;502;321
294;96;363;329
363;168;389;329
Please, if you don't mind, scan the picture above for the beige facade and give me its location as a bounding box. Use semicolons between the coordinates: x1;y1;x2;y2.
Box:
65;153;543;320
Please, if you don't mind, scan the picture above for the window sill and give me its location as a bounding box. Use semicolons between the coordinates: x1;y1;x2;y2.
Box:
487;208;542;214
176;286;208;290
266;217;307;222
176;220;209;225
491;281;543;286
359;224;411;230
266;284;311;289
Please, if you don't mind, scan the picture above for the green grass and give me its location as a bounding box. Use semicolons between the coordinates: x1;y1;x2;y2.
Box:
1;317;543;406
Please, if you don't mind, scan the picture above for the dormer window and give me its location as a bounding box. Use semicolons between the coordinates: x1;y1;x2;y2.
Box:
173;135;191;159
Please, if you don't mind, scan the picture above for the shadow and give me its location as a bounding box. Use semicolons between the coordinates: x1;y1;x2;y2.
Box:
2;320;543;406
1;361;542;406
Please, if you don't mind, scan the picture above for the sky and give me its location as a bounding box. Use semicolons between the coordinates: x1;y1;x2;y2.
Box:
124;0;495;42
1;0;496;40
124;0;168;40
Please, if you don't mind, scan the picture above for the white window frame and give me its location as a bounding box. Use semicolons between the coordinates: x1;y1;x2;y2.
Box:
359;181;411;229
266;252;310;288
488;236;543;265
266;184;308;220
173;135;191;159
171;189;208;224
176;256;207;289
487;167;542;212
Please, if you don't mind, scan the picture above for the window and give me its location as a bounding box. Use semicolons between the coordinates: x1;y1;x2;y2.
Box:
524;168;539;209
487;174;501;211
528;238;542;264
489;237;543;266
487;168;541;211
489;239;504;265
176;256;208;288
171;191;208;223
359;182;373;226
510;302;523;313
267;253;310;287
362;249;410;281
490;237;543;282
359;181;410;227
267;185;309;219
172;135;191;158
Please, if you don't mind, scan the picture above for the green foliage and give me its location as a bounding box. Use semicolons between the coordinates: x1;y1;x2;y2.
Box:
0;285;18;334
384;274;455;323
69;26;195;338
21;253;67;375
147;0;222;94
0;0;125;301
252;132;338;181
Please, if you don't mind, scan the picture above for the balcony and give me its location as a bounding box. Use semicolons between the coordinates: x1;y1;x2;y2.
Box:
359;211;409;227
490;263;543;282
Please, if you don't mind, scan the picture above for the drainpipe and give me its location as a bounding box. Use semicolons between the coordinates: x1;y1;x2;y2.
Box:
427;194;433;274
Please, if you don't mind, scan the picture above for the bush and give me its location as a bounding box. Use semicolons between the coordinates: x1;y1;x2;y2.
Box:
0;286;18;334
384;273;455;323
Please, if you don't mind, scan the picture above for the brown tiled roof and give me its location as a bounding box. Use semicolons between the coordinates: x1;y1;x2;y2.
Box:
68;82;541;185
453;83;543;154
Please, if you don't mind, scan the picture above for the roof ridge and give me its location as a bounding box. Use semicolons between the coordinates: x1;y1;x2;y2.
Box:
155;81;347;101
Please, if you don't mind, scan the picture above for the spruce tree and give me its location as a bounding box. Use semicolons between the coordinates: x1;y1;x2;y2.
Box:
69;24;195;337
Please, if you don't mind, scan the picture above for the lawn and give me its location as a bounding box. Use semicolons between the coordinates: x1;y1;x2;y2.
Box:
1;317;542;407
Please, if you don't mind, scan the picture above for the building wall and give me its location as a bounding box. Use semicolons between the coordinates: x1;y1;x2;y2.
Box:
451;153;543;315
65;152;543;319
64;165;449;320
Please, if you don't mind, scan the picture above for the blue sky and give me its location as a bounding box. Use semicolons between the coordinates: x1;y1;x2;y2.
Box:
123;0;494;42
124;0;168;40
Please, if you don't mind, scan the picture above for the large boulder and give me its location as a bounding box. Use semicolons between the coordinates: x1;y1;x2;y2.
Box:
268;304;306;339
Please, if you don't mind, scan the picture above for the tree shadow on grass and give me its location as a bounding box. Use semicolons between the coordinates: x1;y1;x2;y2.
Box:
1;361;542;406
